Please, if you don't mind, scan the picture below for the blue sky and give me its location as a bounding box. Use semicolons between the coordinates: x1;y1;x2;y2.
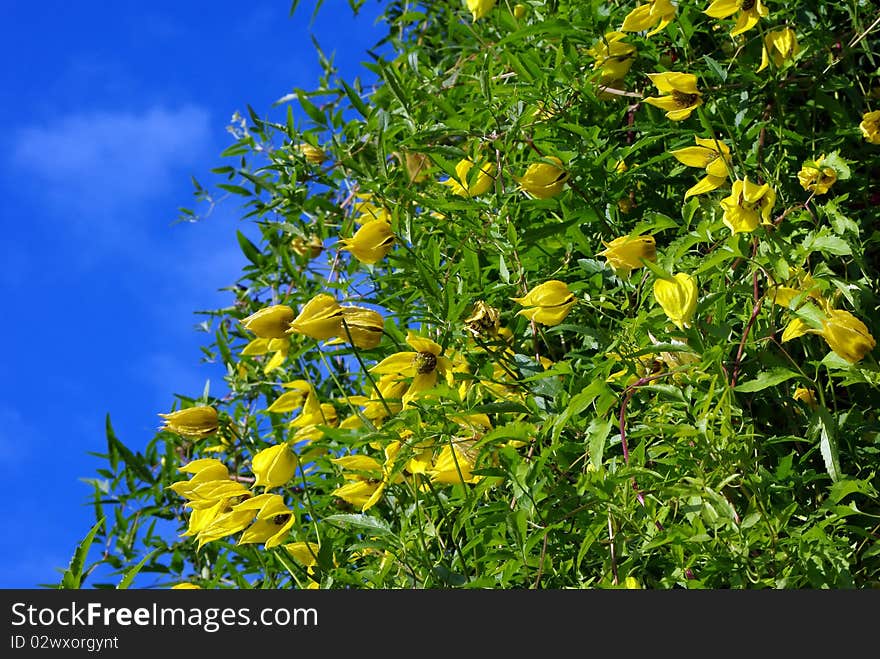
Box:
0;0;386;588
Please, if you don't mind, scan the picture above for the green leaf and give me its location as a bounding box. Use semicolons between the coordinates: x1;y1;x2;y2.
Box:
341;80;370;118
59;519;105;589
587;417;613;470
734;368;800;392
237;230;264;266
324;514;393;535
812;407;842;483
117;550;159;589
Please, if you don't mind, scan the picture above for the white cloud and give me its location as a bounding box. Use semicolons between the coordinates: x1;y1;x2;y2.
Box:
13;105;212;214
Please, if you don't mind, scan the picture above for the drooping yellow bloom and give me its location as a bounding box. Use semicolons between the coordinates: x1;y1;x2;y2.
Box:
670;136;732;198
291;234;324;259
288;386;338;444
512;280;576;326
370;332;455;407
168;458;230;499
429;443;481;485
793;388;818;409
466;0;496;21
758;28;799;72
338;219;395;264
797;155;838;196
588;32;637;86
719;178;776;234
598;235;657;276
351;193;392;224
284;542;321;570
192;492;276;549
159;406;219;437
331;442;402;511
334;306;385;349
266;380;314;414
653;273;698;331
644;72;702;121
237;494;296;549
705;0;768;37
295;143;327;165
340;373;408;430
820;310;876;364
171;583;202;589
241;304;296;339
514;156;569;199
621;0;676;36
443;158;495;197
396;151;431;183
241;337;289;374
251;443;298;489
513;3;527;19
288;293;344;341
859;110;880;145
463;300;501;338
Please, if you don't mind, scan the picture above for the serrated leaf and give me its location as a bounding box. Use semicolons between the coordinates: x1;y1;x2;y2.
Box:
117;550;159;589
59;519;105;589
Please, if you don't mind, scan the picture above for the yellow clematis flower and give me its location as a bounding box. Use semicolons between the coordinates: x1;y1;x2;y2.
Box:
171;583;202;589
443;158;495;197
670;136;732;198
621;0;676;36
463;300;501;338
719;178;776;234
466;0;496;21
237;494;296;549
797;155;838;196
370;332;455;407
251;443;298;489
598;234;657;276
514;156;569;199
340;374;408;430
159;406;219;437
338;218;395;264
168;458;230;500
644;72;702;121
429;443;481;485
859;110;880;145
266;380;314;414
512;280;576;326
241;304;296;339
193;492;276;549
241;337;289;374
793;387;818;409
758;28;799;73
288;293;344;341
588;32;637;86
704;0;768;37
295;143;327;165
333;306;385;350
331;442;403;511
820;310;876;364
513;3;527;19
653;273;698;331
291;234;324;259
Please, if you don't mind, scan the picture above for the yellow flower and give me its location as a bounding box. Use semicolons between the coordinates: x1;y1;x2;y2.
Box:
781;317;812;343
171;583;202;589
512;280;576;326
338;218;395;265
237;494;296;549
291;234;324;259
351;194;391;224
331;442;402;511
192;492;275;549
793;387;818;409
266;380;315;414
797;155;837;196
588;32;637;86
758;28;799;72
396;151;431;183
241;337;289;374
859;110;880;145
598;235;657;276
466;0;496;21
370;332;455;407
443;158;495;197
334;306;385;350
295;143;327;165
168;458;230;499
513;3;527;19
251;443;298;489
621;0;676;36
644;72;702;121
286;293;344;341
463;300;501;338
820;310;876;364
720;178;776;234
514;156;568;199
705;0;768;37
670;136;732;198
429;443;481;485
653;273;698;330
289;387;338;444
340;374;408;429
159;406;219;437
241;304;296;339
284;542;321;570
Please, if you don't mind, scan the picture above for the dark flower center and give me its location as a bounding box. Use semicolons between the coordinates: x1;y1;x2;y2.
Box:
672;91;700;108
741;0;756;10
273;514;291;526
414;351;438;374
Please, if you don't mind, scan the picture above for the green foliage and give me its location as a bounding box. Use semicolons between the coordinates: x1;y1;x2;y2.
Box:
73;0;880;589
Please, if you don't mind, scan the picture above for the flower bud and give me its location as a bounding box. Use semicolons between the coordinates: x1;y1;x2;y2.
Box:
288;294;344;341
653;273;698;331
820;310;876;363
241;305;296;339
512;280;576;326
159;406;219;437
251;443;298;489
598;235;656;275
514;156;568;199
337;306;385;349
